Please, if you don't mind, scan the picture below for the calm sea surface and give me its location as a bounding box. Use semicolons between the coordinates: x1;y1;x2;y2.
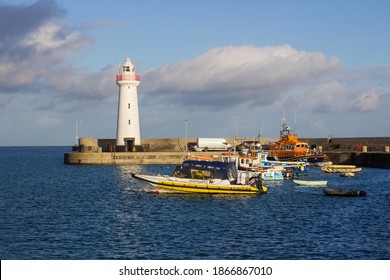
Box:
1;146;389;260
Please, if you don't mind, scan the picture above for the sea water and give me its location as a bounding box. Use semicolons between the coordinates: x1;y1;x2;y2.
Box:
0;146;389;259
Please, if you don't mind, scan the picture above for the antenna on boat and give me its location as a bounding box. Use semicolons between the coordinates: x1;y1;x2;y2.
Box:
234;130;238;152
259;121;264;139
293;108;296;134
259;121;264;138
279;116;290;137
258;121;264;149
234;130;238;169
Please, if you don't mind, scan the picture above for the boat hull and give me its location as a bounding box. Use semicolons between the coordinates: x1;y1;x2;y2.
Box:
323;187;367;197
293;179;327;186
261;171;284;181
321;165;362;173
268;155;326;163
306;155;327;163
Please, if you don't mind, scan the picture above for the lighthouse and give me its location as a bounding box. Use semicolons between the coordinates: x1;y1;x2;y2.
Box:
115;58;141;149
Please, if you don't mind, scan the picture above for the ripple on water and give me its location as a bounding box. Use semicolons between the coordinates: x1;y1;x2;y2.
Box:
0;147;389;259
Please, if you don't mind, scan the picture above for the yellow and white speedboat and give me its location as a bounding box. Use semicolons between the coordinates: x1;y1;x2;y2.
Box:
131;160;267;195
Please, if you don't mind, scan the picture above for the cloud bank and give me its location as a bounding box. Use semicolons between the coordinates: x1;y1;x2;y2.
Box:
140;45;390;115
290;81;387;113
140;44;342;110
1;0;389;121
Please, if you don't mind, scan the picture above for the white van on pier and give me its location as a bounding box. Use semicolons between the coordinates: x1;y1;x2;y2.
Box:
194;138;232;152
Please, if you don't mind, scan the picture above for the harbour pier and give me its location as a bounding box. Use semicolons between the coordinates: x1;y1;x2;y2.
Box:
64;136;390;168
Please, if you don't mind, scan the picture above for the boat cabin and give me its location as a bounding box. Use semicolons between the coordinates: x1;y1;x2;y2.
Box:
171;160;238;182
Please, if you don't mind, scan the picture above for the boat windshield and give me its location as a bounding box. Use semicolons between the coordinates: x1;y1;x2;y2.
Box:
171;160;237;182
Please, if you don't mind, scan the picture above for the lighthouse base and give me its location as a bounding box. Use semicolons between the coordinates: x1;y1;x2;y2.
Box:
115;145;144;152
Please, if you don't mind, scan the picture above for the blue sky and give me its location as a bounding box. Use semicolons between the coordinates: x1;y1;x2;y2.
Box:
1;0;389;146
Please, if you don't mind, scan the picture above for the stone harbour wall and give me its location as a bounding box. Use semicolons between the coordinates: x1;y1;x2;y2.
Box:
64;137;390;168
64;151;226;165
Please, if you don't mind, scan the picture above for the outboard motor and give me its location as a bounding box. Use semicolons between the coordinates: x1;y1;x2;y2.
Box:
248;175;262;189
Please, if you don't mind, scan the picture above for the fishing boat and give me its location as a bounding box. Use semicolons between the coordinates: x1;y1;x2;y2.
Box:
293;179;327;186
321;165;362;173
131;159;267;195
269;120;327;163
221;148;310;181
236;151;264;171
323;187;367;197
235;150;307;173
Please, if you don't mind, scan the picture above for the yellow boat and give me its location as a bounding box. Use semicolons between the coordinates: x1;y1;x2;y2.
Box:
132;174;265;194
131;159;267;195
157;180;263;194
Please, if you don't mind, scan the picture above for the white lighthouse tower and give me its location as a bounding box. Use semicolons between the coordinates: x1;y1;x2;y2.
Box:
115;58;141;149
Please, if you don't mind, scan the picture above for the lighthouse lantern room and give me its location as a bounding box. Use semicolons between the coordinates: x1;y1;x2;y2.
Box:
115;58;141;150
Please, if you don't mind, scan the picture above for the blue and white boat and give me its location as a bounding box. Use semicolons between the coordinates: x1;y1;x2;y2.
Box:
260;169;284;181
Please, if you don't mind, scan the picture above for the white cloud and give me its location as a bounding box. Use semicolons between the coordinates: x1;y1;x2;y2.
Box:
290;82;348;113
0;25;116;111
1;19;92;90
290;82;388;113
20;21;91;54
140;44;341;110
352;89;380;112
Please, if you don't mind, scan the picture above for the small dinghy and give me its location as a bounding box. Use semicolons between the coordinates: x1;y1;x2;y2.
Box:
321;165;362;173
323;187;367;197
293;179;327;186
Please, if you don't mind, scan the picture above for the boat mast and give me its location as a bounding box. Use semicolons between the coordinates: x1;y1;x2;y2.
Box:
258;121;264;150
280;118;290;137
293;108;296;135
